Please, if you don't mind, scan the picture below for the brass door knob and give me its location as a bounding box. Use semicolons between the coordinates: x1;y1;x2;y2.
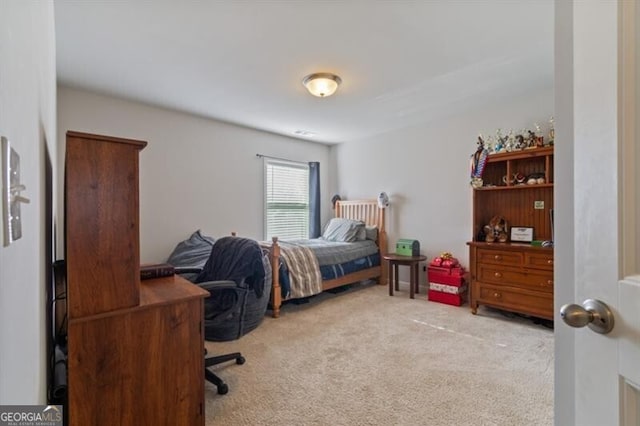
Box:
560;299;614;334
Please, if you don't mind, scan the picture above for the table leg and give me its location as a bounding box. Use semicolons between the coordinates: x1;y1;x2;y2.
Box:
410;262;415;299
394;264;399;291
415;263;420;294
388;261;394;296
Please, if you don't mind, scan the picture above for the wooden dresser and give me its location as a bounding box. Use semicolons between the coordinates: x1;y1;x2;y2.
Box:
65;131;208;425
468;146;554;320
468;243;554;320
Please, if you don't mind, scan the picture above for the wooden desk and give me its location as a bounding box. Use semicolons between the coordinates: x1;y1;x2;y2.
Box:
382;253;427;299
68;275;209;426
64;132;209;425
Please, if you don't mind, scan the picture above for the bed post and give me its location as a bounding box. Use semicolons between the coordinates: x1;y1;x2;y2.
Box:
270;236;281;318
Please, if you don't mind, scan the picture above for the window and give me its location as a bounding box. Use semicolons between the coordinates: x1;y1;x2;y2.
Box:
264;159;309;240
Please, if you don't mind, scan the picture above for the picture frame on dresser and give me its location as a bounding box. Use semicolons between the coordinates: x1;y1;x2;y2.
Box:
510;226;534;243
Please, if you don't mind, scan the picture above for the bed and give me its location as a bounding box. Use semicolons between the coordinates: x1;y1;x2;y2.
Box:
264;199;388;318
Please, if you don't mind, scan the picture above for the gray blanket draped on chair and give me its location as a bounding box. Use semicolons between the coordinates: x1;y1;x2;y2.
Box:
196;236;266;298
194;236;271;341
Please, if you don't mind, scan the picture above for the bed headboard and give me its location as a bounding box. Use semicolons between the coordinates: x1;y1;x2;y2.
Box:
335;199;388;285
334;199;386;233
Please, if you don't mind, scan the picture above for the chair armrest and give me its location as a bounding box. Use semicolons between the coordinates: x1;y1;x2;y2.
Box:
198;280;237;293
200;280;247;330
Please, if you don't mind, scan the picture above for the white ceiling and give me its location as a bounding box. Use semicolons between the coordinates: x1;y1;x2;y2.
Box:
54;1;554;144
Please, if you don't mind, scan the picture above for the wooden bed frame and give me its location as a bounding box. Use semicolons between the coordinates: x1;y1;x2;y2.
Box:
268;199;388;318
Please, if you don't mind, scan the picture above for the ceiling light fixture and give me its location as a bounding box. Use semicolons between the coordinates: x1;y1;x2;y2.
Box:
302;73;342;97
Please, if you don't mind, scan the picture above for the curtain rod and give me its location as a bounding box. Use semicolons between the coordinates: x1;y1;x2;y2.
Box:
256;153;308;165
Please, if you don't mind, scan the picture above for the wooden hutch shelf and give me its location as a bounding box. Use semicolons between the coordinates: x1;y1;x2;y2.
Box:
468;146;554;321
474;183;554;192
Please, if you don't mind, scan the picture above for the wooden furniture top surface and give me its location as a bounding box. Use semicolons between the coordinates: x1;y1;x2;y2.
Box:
69;275;209;324
484;146;553;163
467;241;554;252
66;130;148;149
382;253;427;262
140;274;209;306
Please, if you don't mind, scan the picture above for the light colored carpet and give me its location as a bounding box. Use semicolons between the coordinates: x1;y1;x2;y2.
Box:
205;282;553;426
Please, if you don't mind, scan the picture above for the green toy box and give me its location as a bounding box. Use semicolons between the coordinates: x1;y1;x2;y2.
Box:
395;239;420;257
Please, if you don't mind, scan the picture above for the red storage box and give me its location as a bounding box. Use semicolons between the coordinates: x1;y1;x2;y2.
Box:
427;265;466;286
428;289;466;306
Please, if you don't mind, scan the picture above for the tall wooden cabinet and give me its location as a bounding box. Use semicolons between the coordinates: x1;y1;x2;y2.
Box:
467;147;554;320
65;131;208;425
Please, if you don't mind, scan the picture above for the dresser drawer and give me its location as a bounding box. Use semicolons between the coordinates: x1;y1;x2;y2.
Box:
477;248;522;267
524;252;554;270
476;283;553;319
478;265;553;293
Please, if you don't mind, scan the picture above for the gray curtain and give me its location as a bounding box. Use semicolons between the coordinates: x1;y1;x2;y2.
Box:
309;162;321;238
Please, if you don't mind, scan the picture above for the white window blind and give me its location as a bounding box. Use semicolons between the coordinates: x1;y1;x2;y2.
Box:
264;160;309;240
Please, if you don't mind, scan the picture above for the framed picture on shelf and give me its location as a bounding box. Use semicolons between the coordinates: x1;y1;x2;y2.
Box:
510;226;534;243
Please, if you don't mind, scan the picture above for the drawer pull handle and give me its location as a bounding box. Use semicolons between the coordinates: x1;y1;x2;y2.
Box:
547;259;553;265
494;272;502;278
547;280;553;286
494;255;502;261
493;292;501;298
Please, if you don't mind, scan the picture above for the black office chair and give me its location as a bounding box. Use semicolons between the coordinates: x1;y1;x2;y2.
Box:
174;236;271;395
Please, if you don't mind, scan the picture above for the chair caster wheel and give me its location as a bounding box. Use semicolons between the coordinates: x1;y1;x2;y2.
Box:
237;356;246;365
217;383;229;395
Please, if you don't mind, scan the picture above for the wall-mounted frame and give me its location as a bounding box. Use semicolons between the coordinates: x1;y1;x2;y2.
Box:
510;226;534;243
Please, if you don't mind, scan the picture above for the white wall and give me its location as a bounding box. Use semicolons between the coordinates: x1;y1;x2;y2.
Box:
333;88;553;280
0;1;57;404
57;87;334;263
58;85;552;277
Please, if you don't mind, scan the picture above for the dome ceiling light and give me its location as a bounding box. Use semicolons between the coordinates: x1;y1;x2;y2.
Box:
302;73;342;97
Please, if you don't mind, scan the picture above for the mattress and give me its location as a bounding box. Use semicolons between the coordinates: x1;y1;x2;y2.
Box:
282;238;378;266
319;252;381;280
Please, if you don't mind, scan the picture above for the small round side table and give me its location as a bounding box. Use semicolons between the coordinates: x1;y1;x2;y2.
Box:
382;253;427;299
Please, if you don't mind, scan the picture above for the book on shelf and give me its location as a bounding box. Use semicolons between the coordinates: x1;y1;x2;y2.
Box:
140;263;175;280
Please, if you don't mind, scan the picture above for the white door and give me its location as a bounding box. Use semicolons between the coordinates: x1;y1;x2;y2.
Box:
555;1;640;425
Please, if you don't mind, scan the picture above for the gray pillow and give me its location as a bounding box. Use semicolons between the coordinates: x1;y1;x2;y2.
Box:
322;218;365;242
365;226;378;241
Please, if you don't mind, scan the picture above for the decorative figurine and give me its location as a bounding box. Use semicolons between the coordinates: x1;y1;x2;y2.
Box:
503;130;514;153
534;122;544;147
485;135;495;154
493;136;504;153
526;130;537;148
470;135;489;188
483;215;509;243
548;116;555;145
